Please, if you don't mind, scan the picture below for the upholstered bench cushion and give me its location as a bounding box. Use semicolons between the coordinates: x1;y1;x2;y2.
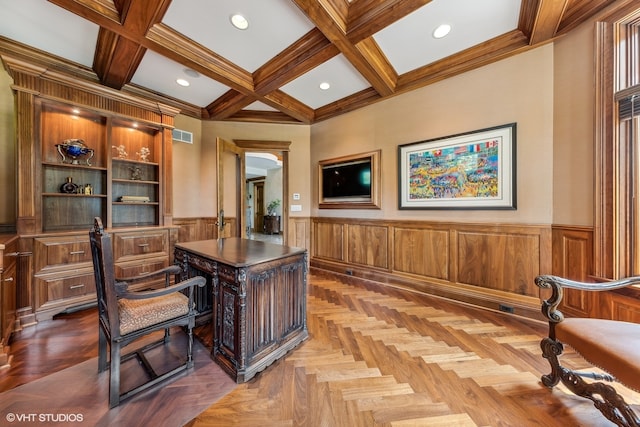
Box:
118;293;189;335
556;318;640;392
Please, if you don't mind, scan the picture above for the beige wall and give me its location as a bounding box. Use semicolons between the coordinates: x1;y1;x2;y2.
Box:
311;45;556;224
173;120;311;219
0;66;15;225
173;114;205;218
552;20;595;226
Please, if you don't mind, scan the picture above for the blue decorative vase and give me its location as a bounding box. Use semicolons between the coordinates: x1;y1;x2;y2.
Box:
55;139;95;165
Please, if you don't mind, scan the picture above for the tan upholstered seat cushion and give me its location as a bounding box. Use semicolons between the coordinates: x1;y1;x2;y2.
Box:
118;293;189;335
556;318;640;392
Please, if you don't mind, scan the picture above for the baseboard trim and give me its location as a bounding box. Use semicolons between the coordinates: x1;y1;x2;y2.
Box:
310;261;544;323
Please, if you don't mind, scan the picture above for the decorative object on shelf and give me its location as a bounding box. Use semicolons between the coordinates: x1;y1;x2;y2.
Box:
120;196;150;203
266;199;281;216
60;176;79;194
56;139;95;165
129;166;142;180
137;147;151;162
84;184;93;195
112;144;128;159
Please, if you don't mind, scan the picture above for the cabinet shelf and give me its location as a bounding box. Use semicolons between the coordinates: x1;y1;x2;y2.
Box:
113;158;159;167
112;179;159;185
42;161;107;171
113;202;159;205
43;193;107;198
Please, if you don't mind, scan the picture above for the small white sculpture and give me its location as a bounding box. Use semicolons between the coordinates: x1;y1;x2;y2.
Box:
112;145;128;159
137;147;151;162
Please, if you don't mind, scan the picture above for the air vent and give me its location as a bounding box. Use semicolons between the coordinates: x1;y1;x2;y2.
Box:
172;129;193;144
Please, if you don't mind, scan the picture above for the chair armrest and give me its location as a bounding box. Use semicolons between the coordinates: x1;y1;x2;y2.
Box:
535;275;640;323
118;276;206;300
115;265;183;284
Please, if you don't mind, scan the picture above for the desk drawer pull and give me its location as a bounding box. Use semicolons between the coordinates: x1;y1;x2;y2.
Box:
70;250;85;255
3;277;14;282
69;284;85;290
137;243;150;247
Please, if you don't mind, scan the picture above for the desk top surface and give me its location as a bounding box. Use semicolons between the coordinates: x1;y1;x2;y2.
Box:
175;238;306;267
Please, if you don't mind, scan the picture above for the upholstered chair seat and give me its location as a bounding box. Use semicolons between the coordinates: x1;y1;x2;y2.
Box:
555;318;640;393
118;293;190;336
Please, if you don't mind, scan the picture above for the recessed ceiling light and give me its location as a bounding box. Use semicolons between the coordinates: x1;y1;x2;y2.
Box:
319;82;330;90
230;14;249;30
183;68;200;78
433;24;451;39
176;78;190;87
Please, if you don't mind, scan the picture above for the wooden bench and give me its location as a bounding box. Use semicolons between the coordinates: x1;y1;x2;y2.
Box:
535;275;640;427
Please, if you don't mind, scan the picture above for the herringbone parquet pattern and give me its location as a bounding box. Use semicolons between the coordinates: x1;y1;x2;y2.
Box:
188;275;640;427
2;274;639;426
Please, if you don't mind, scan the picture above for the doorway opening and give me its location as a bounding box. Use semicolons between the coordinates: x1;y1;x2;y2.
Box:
245;152;283;245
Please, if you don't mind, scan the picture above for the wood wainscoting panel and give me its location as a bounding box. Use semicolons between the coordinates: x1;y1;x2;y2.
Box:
313;221;344;261
393;226;448;279
288;217;310;251
174;218;198;243
347;224;388;269
551;226;593;280
456;229;542;297
174;217;223;243
610;292;640;323
311;217;552;320
551;226;594;317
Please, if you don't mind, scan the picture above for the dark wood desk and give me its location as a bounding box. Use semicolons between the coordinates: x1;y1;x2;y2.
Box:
174;238;308;383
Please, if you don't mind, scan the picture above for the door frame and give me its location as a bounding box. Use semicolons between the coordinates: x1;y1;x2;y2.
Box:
216;137;244;237
218;139;290;241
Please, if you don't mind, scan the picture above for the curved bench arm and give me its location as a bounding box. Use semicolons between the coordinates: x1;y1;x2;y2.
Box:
535;275;640;323
118;276;206;300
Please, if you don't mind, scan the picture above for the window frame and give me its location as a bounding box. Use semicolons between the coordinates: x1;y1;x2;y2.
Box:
594;8;640;280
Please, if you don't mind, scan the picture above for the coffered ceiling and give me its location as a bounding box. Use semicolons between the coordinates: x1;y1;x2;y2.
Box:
0;0;625;124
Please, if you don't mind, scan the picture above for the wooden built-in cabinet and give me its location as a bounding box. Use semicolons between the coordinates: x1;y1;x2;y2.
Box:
0;235;18;367
39;103;164;231
2;54;180;324
29;227;176;321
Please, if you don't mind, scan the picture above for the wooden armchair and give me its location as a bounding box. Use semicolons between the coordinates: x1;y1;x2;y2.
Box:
535;275;640;427
89;218;206;408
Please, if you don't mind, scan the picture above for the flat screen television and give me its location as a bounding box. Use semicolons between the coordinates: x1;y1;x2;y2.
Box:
321;159;371;199
318;150;380;209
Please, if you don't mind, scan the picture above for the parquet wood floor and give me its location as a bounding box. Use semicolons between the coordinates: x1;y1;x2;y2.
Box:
189;274;640;427
1;273;639;426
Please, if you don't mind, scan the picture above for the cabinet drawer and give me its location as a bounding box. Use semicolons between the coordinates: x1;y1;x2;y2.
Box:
39;272;96;302
1;263;17;341
113;230;168;262
34;235;92;273
114;258;169;279
1;240;18;275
